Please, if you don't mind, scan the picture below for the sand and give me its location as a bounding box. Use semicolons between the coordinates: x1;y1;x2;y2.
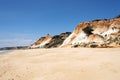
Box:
0;48;120;80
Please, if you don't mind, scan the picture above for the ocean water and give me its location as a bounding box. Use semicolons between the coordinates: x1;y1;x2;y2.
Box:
0;50;12;54
0;51;5;53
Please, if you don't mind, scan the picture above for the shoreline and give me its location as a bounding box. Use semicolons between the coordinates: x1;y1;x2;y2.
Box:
0;50;13;55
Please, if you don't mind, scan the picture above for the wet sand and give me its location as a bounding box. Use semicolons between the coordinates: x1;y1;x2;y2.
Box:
0;48;120;80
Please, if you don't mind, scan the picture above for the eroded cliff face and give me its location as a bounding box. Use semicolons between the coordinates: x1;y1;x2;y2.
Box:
30;32;71;48
31;34;52;48
45;32;71;48
61;18;120;48
31;16;120;48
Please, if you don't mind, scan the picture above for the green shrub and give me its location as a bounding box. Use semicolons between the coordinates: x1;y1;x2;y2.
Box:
83;26;93;36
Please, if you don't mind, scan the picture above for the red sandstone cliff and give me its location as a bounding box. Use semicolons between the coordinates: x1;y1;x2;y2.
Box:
31;34;52;48
31;15;120;48
61;17;120;48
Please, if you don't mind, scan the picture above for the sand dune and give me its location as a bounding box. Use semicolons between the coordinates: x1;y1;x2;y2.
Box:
0;48;120;80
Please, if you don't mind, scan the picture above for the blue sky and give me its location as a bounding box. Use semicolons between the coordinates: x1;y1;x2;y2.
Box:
0;0;120;47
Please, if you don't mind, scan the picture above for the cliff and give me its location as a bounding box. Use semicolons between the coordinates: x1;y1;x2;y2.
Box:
61;17;120;48
45;32;71;48
31;15;120;48
30;34;52;48
30;32;71;48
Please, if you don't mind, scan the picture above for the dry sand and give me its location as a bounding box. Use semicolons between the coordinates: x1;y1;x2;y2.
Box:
0;48;120;80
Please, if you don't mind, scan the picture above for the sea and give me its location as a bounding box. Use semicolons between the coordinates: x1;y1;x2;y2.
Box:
0;50;12;54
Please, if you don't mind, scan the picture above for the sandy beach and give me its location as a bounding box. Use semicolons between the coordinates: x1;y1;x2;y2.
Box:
0;48;120;80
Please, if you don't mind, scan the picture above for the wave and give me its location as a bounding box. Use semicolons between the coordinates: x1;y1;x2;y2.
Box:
0;50;13;54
